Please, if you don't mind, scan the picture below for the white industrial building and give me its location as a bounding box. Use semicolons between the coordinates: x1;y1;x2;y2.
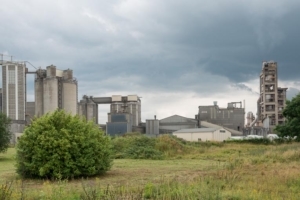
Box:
173;128;231;142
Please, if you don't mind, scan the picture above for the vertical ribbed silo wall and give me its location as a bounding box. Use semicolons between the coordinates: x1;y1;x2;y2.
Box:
2;66;7;115
43;78;58;114
62;82;77;115
17;64;25;120
35;78;44;117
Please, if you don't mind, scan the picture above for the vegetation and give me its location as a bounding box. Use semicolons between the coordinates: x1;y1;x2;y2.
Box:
111;134;200;159
275;93;300;141
0;113;11;153
1;140;300;199
16;110;113;179
0;132;299;199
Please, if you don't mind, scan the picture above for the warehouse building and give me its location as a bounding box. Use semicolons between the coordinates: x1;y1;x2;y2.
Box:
173;128;231;142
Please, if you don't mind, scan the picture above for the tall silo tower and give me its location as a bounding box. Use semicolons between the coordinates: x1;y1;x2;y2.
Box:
2;62;26;120
35;65;78;117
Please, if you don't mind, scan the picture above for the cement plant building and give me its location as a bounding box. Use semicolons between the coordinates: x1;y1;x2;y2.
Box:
198;101;245;131
35;65;78;117
257;61;287;129
1;62;26;121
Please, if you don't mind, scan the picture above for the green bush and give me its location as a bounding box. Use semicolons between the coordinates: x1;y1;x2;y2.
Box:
111;135;164;159
0;112;11;153
16;110;113;179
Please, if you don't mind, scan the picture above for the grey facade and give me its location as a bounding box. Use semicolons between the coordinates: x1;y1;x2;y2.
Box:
258;61;287;130
146;115;198;134
160;115;198;132
110;95;141;126
2;63;26;120
25;102;35;123
146;119;159;135
198;102;245;131
35;65;78;116
0;88;2;112
78;95;98;123
106;113;133;136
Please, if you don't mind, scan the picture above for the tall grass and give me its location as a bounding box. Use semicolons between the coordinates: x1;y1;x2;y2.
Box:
1;136;300;199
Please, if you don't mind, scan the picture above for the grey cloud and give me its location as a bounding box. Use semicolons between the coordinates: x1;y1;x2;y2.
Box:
287;88;300;100
0;0;299;102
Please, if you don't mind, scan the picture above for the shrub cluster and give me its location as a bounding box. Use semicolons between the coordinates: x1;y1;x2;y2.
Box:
111;134;164;159
111;134;195;159
16;110;112;179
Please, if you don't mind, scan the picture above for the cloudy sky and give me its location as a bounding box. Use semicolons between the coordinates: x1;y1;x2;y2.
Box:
1;0;300;123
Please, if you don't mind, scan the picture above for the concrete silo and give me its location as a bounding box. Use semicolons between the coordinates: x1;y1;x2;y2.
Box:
35;65;78;117
2;63;26;120
78;95;98;123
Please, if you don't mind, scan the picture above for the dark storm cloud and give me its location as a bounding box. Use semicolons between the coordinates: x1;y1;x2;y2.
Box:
0;0;299;97
287;88;300;100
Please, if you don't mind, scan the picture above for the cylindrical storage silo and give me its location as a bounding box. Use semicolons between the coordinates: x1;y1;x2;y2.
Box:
62;81;77;115
43;78;58;114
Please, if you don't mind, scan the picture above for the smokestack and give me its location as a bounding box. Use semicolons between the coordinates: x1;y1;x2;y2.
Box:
154;115;156;120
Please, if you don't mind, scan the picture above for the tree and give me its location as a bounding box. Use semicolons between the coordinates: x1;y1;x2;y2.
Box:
275;93;300;141
0;112;11;153
16;109;113;179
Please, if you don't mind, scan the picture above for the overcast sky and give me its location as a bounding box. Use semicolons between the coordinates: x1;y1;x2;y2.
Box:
1;0;300;123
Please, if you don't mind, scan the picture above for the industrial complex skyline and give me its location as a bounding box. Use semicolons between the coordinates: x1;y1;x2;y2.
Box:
1;0;300;123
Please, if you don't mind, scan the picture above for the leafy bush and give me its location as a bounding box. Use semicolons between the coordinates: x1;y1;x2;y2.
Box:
16;110;113;179
0;113;11;153
111;135;164;159
225;138;271;145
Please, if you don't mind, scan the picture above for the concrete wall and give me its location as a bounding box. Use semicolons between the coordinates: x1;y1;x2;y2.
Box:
78;96;98;123
26;102;35;123
198;105;245;131
9;121;25;144
159;115;197;132
35;78;44;117
43;78;58;114
2;63;26;120
173;129;231;142
146;119;159;135
62;82;77;115
173;132;213;142
212;129;231;141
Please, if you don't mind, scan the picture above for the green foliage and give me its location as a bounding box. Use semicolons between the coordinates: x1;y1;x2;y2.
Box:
111;135;164;159
16;109;113;179
0;113;11;153
275;93;300;141
226;138;271;145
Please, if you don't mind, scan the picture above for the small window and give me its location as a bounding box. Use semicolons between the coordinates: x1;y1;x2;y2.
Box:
220;130;226;133
201;111;207;113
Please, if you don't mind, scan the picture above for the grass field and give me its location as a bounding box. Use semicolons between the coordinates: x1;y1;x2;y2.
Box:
1;142;300;199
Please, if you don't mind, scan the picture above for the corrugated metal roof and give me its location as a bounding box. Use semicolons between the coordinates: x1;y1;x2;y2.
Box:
160;115;197;123
200;121;241;136
173;128;218;133
200;121;223;129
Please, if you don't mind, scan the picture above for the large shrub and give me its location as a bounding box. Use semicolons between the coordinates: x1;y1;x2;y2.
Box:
0;112;11;153
16;110;112;179
275;93;300;141
111;135;164;159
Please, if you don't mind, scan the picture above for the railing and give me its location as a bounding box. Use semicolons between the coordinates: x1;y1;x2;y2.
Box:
266;109;275;112
265;99;275;102
278;95;284;99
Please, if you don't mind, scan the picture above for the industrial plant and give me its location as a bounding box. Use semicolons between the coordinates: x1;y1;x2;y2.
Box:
0;54;288;142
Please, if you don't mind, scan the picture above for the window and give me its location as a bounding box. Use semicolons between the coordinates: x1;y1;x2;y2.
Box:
201;111;207;113
220;130;226;133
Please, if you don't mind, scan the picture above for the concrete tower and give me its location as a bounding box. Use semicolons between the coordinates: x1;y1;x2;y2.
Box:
259;61;287;129
35;65;78;116
2;63;26;120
